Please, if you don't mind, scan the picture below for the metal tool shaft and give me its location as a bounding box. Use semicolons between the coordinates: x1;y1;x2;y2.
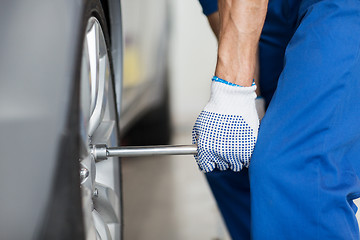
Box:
107;144;197;157
92;144;197;161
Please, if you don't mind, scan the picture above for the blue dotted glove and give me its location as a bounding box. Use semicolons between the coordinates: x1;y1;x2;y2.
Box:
192;77;259;172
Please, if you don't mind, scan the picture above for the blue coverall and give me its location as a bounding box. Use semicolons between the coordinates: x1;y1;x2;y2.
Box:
198;0;360;239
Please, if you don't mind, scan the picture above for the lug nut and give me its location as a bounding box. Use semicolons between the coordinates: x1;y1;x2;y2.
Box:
93;188;99;197
80;167;89;183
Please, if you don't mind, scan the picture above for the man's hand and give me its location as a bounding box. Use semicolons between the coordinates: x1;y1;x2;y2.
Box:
192;77;259;172
192;0;268;172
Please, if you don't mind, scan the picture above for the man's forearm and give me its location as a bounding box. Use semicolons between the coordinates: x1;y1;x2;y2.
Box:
207;10;261;96
207;11;220;40
215;0;268;86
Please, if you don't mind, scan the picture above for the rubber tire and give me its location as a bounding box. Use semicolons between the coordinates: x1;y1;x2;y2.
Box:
37;1;122;239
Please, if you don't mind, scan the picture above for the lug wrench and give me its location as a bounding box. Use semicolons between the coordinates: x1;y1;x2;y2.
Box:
91;144;197;161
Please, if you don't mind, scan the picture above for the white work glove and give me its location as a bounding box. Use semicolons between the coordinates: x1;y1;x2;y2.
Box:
192;77;259;172
255;96;266;121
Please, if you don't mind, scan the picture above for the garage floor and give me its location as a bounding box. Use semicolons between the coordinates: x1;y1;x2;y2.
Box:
122;126;231;240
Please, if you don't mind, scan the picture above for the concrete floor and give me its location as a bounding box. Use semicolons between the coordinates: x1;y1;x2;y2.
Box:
122;128;231;240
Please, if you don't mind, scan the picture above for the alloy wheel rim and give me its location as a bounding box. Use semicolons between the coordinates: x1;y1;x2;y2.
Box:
79;17;121;240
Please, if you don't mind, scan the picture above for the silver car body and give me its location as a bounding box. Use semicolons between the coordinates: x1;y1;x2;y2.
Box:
0;0;169;239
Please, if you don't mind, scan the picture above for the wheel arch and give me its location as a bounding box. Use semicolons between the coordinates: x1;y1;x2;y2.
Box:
101;0;123;123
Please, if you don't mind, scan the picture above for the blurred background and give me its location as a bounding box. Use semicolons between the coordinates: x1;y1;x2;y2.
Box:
122;0;232;239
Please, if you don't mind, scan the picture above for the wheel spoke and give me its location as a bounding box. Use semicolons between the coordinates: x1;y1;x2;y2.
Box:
81;187;97;240
91;120;115;144
80;154;96;193
93;182;120;223
87;20;99;116
88;42;109;137
93;210;112;240
80;39;92;148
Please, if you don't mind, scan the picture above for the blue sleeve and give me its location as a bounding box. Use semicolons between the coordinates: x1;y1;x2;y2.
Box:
198;0;218;16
